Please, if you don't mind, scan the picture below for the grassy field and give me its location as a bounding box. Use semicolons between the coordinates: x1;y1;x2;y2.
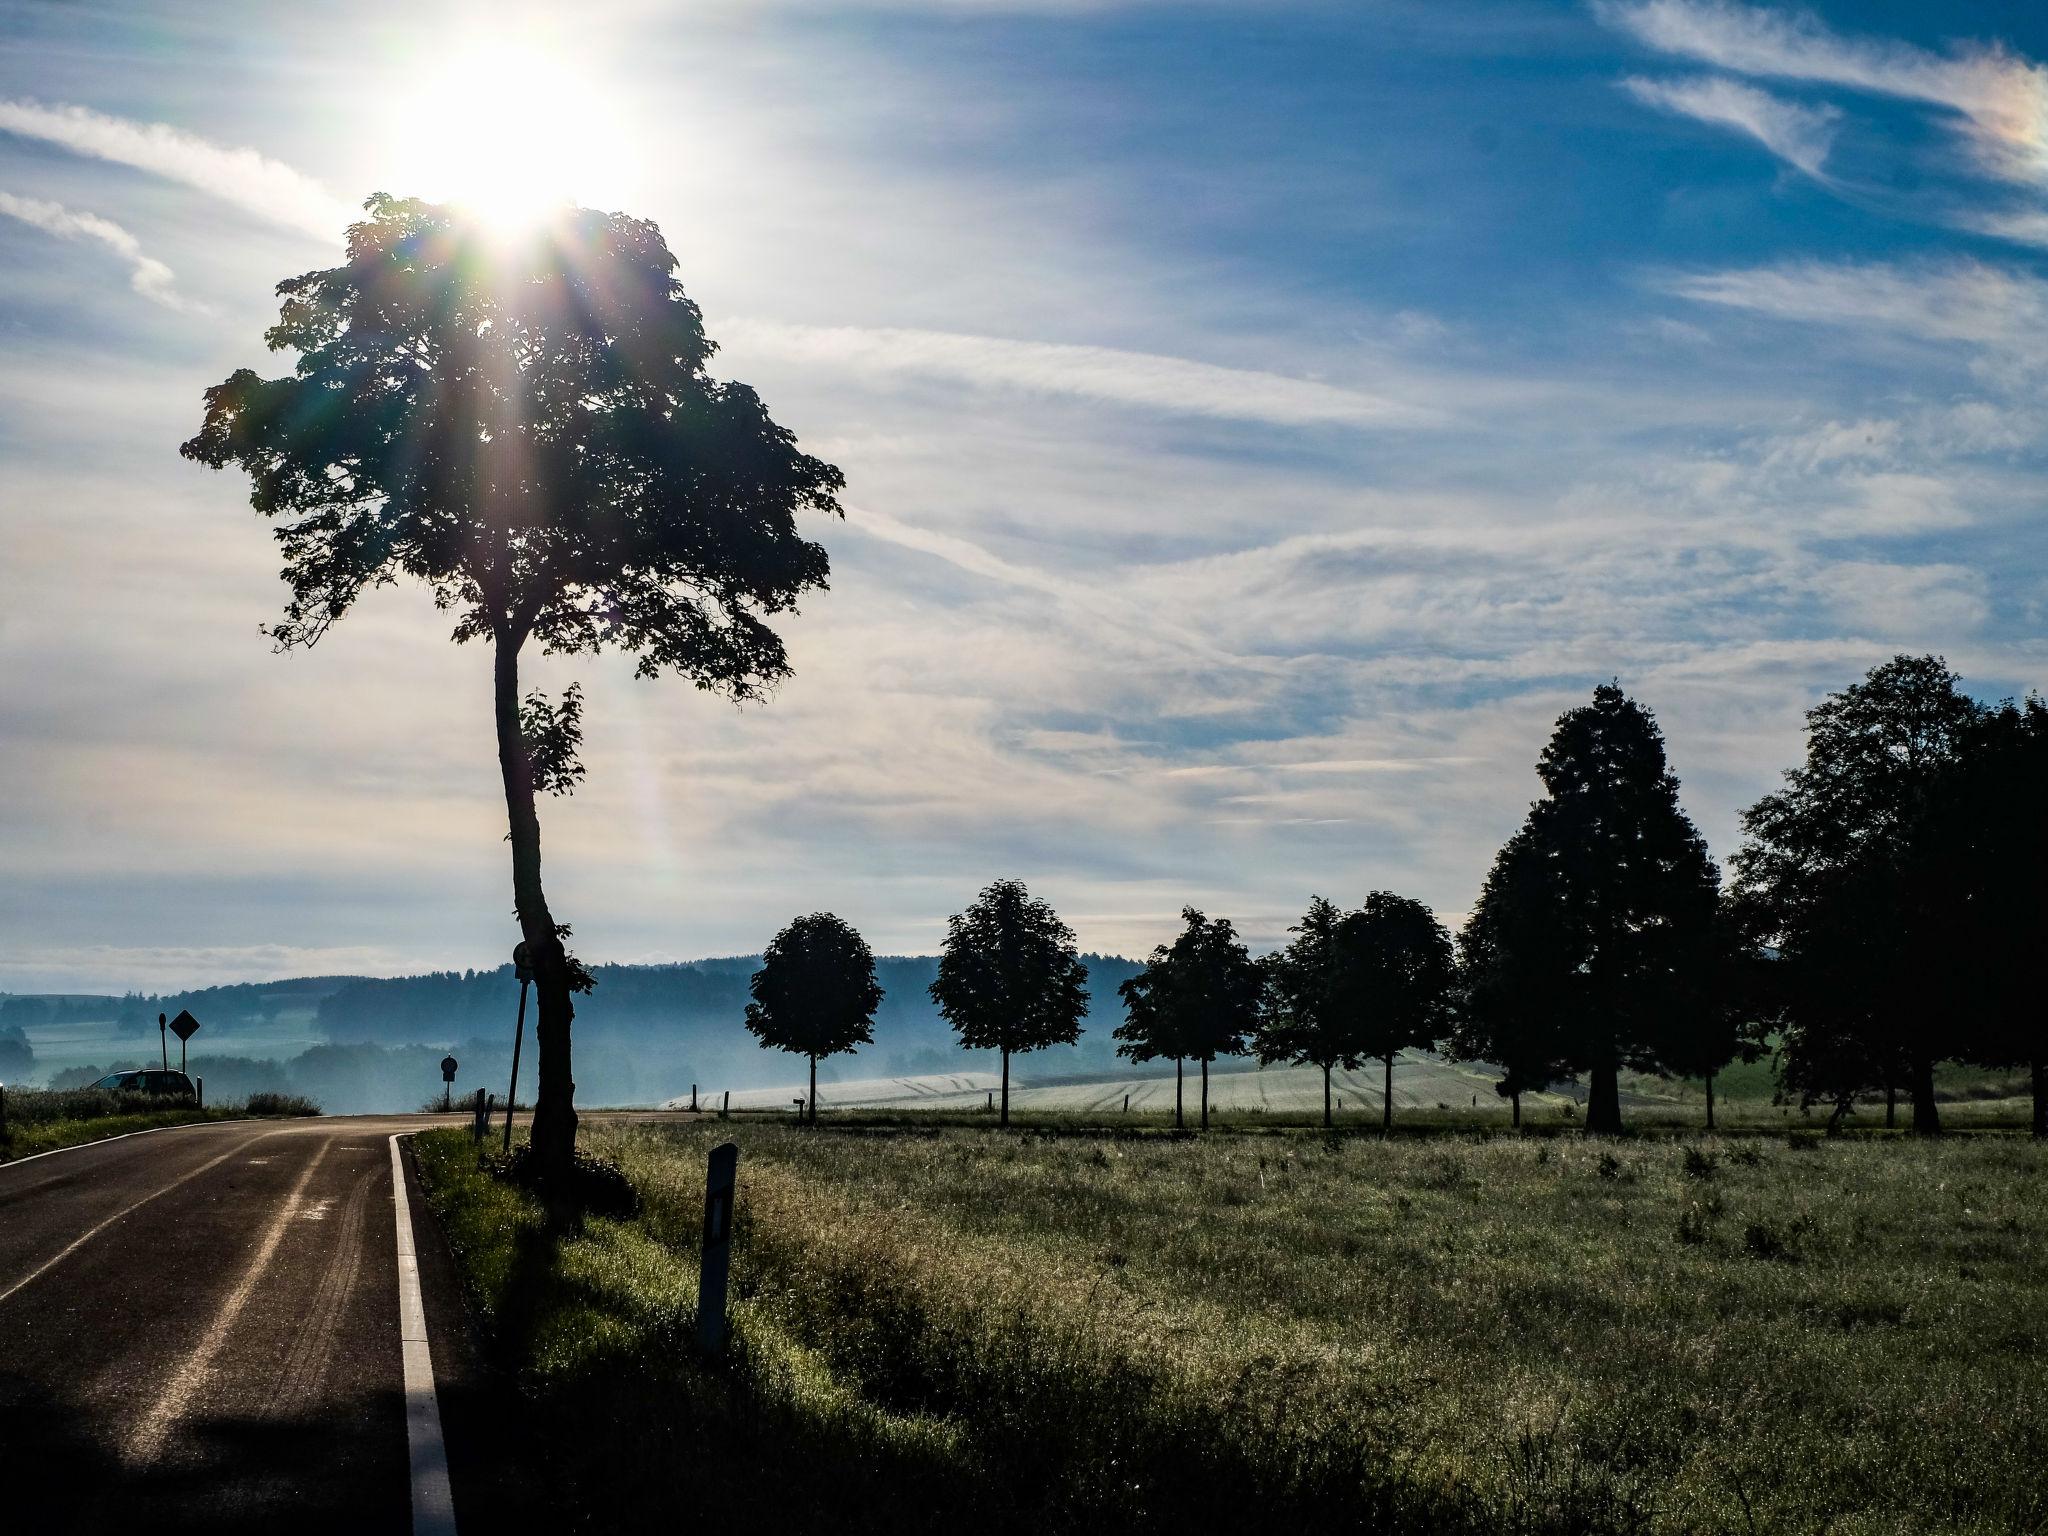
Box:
414;1119;2046;1534
0;1087;320;1161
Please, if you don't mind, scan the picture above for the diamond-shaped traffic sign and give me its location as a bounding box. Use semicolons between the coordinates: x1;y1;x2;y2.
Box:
168;1009;201;1042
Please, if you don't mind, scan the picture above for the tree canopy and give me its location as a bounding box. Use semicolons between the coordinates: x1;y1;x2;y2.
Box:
746;913;884;1124
1336;891;1457;1132
1735;655;1984;1135
1455;684;1724;1133
1256;896;1365;1128
1114;908;1263;1129
929;879;1089;1126
183;195;843;1192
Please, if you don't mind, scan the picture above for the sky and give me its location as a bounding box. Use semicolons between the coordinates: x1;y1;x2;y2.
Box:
2;0;2045;992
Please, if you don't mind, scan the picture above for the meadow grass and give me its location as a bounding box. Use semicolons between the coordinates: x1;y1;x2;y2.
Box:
0;1086;320;1161
413;1121;2046;1534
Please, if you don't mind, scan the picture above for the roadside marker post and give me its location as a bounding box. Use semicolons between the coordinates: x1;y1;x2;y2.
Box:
503;940;532;1155
196;1076;203;1109
697;1142;739;1358
720;1090;729;1119
690;1083;698;1112
471;1088;489;1145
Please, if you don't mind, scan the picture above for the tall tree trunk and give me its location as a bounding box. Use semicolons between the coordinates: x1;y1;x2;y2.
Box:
1511;1089;1521;1129
1200;1058;1209;1131
1174;1057;1184;1130
2033;1055;2046;1140
1322;1062;1331;1129
1586;1058;1624;1135
1000;1046;1010;1128
1909;1053;1940;1136
494;631;577;1194
1885;1081;1896;1129
1382;1054;1394;1134
809;1053;817;1126
1705;1072;1715;1133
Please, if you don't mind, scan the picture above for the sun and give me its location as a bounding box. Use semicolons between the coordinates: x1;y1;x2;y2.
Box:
391;39;633;234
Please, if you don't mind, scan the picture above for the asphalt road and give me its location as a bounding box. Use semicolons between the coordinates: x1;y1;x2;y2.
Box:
0;1116;488;1535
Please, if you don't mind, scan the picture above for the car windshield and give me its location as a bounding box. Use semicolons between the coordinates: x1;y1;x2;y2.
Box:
95;1074;138;1090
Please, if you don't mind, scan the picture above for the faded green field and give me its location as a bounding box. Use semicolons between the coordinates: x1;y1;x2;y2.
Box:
414;1122;2047;1534
0;1087;321;1162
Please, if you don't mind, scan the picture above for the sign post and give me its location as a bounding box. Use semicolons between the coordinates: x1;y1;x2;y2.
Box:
168;1010;201;1074
440;1054;458;1113
503;941;532;1154
158;1012;168;1070
697;1142;739;1357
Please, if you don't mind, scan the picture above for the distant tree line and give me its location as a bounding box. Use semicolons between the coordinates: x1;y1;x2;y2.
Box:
745;655;2044;1139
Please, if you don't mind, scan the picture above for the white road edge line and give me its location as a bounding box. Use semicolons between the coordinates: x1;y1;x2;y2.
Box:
390;1134;459;1536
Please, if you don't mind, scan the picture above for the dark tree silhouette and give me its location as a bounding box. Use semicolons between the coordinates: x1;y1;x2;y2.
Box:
182;195;843;1194
1922;695;2048;1137
1458;685;1723;1134
1256;896;1365;1129
929;879;1088;1127
1336;892;1457;1134
1735;656;1982;1136
745;913;884;1125
1114;908;1263;1130
1449;829;1573;1128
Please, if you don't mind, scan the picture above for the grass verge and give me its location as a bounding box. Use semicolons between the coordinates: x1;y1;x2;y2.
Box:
0;1087;320;1162
415;1122;2046;1534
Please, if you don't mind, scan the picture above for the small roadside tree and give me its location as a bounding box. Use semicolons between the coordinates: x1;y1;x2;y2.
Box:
1256;896;1364;1129
929;879;1088;1127
745;913;884;1125
182;196;842;1195
1115;908;1263;1130
1336;892;1456;1134
1449;829;1573;1128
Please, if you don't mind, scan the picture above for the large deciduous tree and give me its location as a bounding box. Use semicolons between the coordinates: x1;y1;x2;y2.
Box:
1256;896;1364;1129
1457;685;1723;1134
746;913;884;1125
1337;892;1457;1134
1735;656;1983;1136
929;879;1089;1127
182;196;843;1192
1114;908;1263;1130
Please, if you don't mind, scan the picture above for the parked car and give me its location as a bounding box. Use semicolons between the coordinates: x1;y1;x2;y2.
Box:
90;1069;197;1099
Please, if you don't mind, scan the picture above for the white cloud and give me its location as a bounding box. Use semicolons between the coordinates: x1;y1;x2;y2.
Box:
0;98;354;238
1597;0;2048;183
0;190;196;311
1622;74;1839;177
1665;257;2048;346
720;319;1441;430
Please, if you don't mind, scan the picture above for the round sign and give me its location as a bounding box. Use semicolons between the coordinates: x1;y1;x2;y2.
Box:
440;1054;458;1082
513;940;533;984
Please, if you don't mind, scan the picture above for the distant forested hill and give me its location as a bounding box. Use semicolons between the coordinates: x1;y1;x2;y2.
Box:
316;953;1146;1080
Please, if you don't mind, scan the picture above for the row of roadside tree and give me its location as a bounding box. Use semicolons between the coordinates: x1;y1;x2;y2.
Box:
745;654;2046;1137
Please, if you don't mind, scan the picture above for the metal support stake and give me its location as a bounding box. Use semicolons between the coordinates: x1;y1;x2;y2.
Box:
697;1143;739;1357
502;977;528;1155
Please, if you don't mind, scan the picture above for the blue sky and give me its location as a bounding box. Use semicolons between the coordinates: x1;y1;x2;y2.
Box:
2;0;2045;991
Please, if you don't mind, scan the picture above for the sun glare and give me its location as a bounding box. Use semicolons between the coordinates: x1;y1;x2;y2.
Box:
393;39;634;234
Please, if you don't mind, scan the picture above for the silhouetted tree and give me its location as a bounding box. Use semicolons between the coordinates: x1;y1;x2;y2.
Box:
1336;892;1457;1133
1114;908;1263;1130
183;196;842;1194
929;879;1088;1126
1449;829;1573;1128
745;913;883;1125
0;1023;34;1082
1457;685;1723;1134
1922;695;2048;1137
1256;896;1364;1128
1735;656;1983;1136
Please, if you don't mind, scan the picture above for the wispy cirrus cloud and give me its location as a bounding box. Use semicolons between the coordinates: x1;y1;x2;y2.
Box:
1597;0;2048;182
0;190;197;311
0;98;353;238
1622;74;1840;177
1664;257;2048;347
720;319;1440;430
